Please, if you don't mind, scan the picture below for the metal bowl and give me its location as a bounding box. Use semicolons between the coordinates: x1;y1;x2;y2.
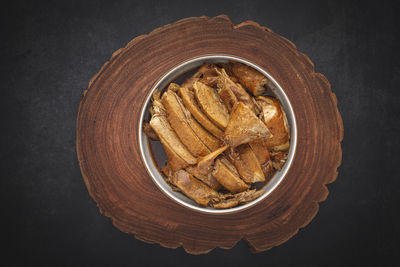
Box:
138;55;297;215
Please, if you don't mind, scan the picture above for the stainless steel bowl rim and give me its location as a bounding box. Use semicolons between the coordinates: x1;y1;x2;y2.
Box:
138;54;297;215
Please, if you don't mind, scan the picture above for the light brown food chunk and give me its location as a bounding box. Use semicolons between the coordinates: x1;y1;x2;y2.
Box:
178;87;224;139
224;102;271;147
212;189;265;209
194;81;230;129
143;122;159;141
185;165;221;190
257;96;290;151
186;115;221;151
160;165;180;192
181;63;219;89
212;198;239;209
248;139;270;164
270;151;289;171
167;82;180;92
248;139;274;178
171;170;220;206
216;68;257;113
217;81;238;112
230;62;268;96
162;90;210;156
197;145;229;175
212;158;250;192
150;115;197;170
228;144;265;183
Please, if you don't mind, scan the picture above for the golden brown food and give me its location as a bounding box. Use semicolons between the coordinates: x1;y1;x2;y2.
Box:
143;122;159;141
150;116;197;170
185;165;221;190
149;93;197;170
162;90;210;156
212;189;266;209
171;170;220;206
270;151;289;171
194;81;230;129
167;82;180;92
181;63;219;89
230;61;268;96
212;158;250;192
224;102;271;147
217;81;238;112
145;62;290;209
178;87;224;139
228;144;265;183
248;139;274;177
216;68;258;113
257;96;290;151
196;145;229;175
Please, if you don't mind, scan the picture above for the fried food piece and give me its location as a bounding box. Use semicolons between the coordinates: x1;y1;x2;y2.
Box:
149;91;197;171
150;116;197;170
194;81;230;129
257;96;290;151
181;63;219;89
149;91;196;170
185;165;221;190
248;139;274;178
248;139;269;164
197;145;229;175
216;68;258;113
228;144;265;183
143;122;159;141
171;170;220;206
167;82;180;92
212;158;250;192
178;87;224;139
270;151;289;171
160;165;180;192
212;198;239;209
231;189;265;203
162;90;210;156
187;116;221;151
212;189;266;209
217;81;238;112
224;102;271;147
230;61;268;96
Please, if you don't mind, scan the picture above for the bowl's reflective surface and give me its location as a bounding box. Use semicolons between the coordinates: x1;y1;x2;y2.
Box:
138;55;297;214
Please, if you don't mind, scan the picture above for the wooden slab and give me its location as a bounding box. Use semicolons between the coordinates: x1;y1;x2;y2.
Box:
76;15;343;254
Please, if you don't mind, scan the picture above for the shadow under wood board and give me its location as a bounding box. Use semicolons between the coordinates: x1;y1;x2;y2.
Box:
76;15;343;254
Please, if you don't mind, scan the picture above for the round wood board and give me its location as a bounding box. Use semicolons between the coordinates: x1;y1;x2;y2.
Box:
76;15;343;254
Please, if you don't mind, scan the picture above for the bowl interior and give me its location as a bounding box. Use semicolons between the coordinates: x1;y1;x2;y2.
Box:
138;55;297;215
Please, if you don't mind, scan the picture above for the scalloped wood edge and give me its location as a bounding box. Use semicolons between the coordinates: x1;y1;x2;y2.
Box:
77;14;343;254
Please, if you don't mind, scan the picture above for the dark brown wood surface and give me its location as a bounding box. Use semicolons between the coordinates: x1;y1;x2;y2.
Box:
76;15;343;254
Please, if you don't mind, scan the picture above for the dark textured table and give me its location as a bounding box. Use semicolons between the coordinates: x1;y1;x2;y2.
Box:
2;0;399;266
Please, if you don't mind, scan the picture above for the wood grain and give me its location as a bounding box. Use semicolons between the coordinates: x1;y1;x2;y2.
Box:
76;15;343;254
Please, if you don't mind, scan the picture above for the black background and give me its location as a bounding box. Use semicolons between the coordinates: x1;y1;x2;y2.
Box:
2;0;399;266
